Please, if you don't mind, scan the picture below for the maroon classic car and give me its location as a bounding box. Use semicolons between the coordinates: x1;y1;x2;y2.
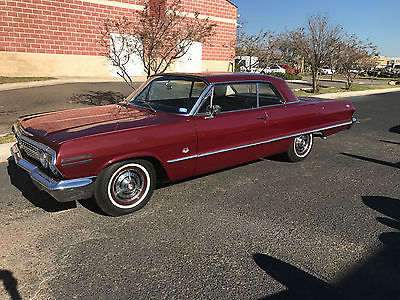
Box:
11;73;356;216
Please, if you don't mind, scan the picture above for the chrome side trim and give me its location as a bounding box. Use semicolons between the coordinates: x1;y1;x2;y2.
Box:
166;120;353;163
260;100;301;108
166;154;198;163
61;154;92;163
62;159;93;167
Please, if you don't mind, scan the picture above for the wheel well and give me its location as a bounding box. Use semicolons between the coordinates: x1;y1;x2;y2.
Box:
141;156;170;184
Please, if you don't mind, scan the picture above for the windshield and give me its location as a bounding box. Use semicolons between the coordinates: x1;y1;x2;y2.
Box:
127;76;208;114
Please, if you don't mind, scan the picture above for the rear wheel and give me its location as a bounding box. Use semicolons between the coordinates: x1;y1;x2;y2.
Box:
94;159;156;216
286;134;313;162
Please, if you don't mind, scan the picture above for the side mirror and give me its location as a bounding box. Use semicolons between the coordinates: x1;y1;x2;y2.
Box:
207;104;221;117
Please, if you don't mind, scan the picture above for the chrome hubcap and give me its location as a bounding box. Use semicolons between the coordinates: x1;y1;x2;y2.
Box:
111;167;146;205
295;134;311;155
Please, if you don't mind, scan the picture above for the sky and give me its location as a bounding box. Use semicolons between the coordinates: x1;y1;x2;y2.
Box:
229;0;400;57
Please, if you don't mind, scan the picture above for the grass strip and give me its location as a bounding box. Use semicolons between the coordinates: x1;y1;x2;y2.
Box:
0;133;16;144
0;76;56;84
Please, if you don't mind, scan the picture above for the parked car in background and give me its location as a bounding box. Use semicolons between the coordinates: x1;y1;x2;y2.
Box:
320;67;335;75
368;64;400;78
350;69;366;76
10;73;356;216
368;67;383;77
280;64;300;75
260;65;286;74
393;64;400;78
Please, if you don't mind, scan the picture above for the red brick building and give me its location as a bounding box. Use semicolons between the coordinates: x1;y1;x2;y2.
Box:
0;0;237;77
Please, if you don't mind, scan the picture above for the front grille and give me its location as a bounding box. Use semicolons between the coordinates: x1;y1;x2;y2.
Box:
19;137;42;161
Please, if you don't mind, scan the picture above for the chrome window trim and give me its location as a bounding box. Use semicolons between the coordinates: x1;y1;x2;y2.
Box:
127;78;292;117
189;84;214;115
260;100;301;109
166;120;353;163
256;83;260;107
192;80;290;116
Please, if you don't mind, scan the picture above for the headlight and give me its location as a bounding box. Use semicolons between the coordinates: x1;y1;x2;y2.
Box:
49;164;58;175
39;151;52;169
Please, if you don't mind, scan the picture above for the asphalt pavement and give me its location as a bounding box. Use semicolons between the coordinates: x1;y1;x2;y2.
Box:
0;82;137;134
0;92;399;299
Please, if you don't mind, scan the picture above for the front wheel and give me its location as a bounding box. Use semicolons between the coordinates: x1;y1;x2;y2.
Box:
94;159;156;216
285;134;313;162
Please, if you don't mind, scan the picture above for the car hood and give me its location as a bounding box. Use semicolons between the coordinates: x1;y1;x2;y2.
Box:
19;104;176;144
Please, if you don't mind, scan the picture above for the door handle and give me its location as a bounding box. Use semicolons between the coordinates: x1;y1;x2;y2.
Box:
257;116;268;120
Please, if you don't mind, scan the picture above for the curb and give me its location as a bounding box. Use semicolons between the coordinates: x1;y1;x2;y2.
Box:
0;142;13;163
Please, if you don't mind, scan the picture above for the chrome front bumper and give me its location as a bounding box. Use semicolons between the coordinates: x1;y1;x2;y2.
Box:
11;143;96;202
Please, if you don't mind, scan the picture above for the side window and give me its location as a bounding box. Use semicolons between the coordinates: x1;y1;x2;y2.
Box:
213;83;257;112
258;83;283;106
191;81;208;98
197;83;259;114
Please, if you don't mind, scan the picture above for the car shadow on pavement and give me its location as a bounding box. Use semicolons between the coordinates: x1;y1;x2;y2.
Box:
78;198;107;216
341;152;400;169
253;196;400;299
380;140;400;146
389;125;400;134
6;158;77;212
0;270;21;300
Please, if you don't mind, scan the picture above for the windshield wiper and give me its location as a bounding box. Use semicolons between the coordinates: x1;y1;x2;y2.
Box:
136;100;157;112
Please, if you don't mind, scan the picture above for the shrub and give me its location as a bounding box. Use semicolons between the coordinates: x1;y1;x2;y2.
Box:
268;72;302;80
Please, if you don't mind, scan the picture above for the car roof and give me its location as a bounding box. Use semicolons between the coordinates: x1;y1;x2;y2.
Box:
154;72;299;103
155;72;285;84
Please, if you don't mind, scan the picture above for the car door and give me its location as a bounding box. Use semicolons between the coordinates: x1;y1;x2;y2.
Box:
257;82;319;156
192;82;268;176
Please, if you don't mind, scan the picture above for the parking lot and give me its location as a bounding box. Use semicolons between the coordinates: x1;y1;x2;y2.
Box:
0;91;399;299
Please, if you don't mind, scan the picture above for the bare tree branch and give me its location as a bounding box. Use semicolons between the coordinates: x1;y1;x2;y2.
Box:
99;0;217;82
283;15;343;92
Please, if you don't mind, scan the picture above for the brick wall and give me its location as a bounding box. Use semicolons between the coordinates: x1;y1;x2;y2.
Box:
0;0;237;61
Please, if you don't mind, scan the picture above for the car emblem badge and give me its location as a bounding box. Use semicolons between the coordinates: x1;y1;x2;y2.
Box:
183;147;189;154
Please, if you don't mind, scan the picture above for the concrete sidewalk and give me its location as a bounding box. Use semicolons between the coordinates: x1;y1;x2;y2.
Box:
0;142;13;163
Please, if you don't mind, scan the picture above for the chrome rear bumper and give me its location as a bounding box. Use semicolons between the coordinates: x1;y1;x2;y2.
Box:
10;143;96;202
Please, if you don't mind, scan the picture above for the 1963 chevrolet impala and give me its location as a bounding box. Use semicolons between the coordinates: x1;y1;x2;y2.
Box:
10;73;356;216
